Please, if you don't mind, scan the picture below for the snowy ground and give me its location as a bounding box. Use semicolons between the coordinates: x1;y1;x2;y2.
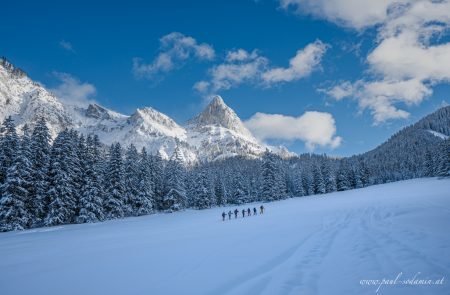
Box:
1;178;449;295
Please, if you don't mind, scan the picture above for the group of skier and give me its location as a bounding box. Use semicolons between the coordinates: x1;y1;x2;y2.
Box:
222;205;265;221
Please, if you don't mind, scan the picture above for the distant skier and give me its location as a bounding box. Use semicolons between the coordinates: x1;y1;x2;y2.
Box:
228;211;232;220
253;208;257;215
242;209;245;218
247;208;251;216
234;209;238;219
260;205;265;214
222;212;226;221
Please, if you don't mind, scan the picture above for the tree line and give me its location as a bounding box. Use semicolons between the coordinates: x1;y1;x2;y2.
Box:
0;116;448;232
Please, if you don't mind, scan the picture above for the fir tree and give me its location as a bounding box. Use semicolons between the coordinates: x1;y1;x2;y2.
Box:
104;143;125;219
336;161;350;191
312;164;326;195
77;134;105;223
191;169;212;209
162;146;186;212
124;144;140;216
0;116;19;185
29;117;51;225
134;148;154;216
45;130;78;226
0;129;33;231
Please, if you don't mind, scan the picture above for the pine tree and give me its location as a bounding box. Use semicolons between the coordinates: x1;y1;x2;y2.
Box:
124;144;140;216
214;175;226;206
151;152;165;210
437;139;450;177
104;143;125;219
162;146;186;212
230;172;246;205
135;148;154;216
29;117;51;225
336;161;350;191
45;130;78;226
77;134;105;223
191;169;212;209
0;116;19;185
0;129;33;231
261;151;278;201
312;164;326;195
292;170;304;197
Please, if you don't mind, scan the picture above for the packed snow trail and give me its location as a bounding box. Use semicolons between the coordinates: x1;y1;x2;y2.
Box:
0;178;449;295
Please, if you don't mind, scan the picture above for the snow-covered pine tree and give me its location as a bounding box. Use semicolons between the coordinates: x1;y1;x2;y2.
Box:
359;159;371;187
104;143;125;219
214;175;226;206
312;163;326;195
29;117;51;225
336;161;350;191
77;134;105;223
230;172;246;205
301;168;312;196
150;151;165;210
134;147;154;216
0;116;19;185
124;144;140;216
45;130;78;226
321;160;336;193
261;151;278;202
191;169;212;209
0;126;33;231
162;146;186;212
292;169;304;197
437;139;450;177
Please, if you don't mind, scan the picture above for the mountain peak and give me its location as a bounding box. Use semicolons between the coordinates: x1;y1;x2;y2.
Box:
210;95;226;107
0;57;26;78
188;96;252;137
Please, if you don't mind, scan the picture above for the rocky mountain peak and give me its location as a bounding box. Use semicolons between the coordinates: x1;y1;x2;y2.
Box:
188;95;253;138
0;57;26;78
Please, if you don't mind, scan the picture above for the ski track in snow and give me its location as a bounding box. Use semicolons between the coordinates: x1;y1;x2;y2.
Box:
0;178;449;295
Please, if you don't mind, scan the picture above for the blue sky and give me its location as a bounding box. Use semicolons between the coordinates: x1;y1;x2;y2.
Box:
1;0;449;156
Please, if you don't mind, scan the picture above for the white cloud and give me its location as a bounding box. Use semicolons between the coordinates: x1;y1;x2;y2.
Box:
279;0;400;30
262;40;328;83
326;79;433;123
294;0;450;123
206;52;269;92
133;32;215;80
225;49;259;62
195;42;327;95
245;111;342;150
50;72;96;107
59;40;75;53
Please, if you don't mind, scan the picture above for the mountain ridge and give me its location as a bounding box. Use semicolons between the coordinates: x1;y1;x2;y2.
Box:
0;58;280;162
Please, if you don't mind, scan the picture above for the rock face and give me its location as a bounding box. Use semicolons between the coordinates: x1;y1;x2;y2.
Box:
0;58;291;163
186;96;266;161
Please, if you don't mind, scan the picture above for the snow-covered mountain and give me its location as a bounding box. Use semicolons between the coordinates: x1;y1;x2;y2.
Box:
0;57;73;138
187;96;266;161
0;58;289;162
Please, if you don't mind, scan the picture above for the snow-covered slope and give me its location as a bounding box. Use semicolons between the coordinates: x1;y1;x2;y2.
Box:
0;59;293;162
1;178;449;295
187;96;266;161
0;57;73;138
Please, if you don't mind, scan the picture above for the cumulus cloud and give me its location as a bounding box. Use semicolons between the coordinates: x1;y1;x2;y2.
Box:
245;111;342;150
279;0;404;30
289;0;450;123
326;79;432;123
50;72;96;107
195;41;327;95
262;40;328;83
133;32;215;80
